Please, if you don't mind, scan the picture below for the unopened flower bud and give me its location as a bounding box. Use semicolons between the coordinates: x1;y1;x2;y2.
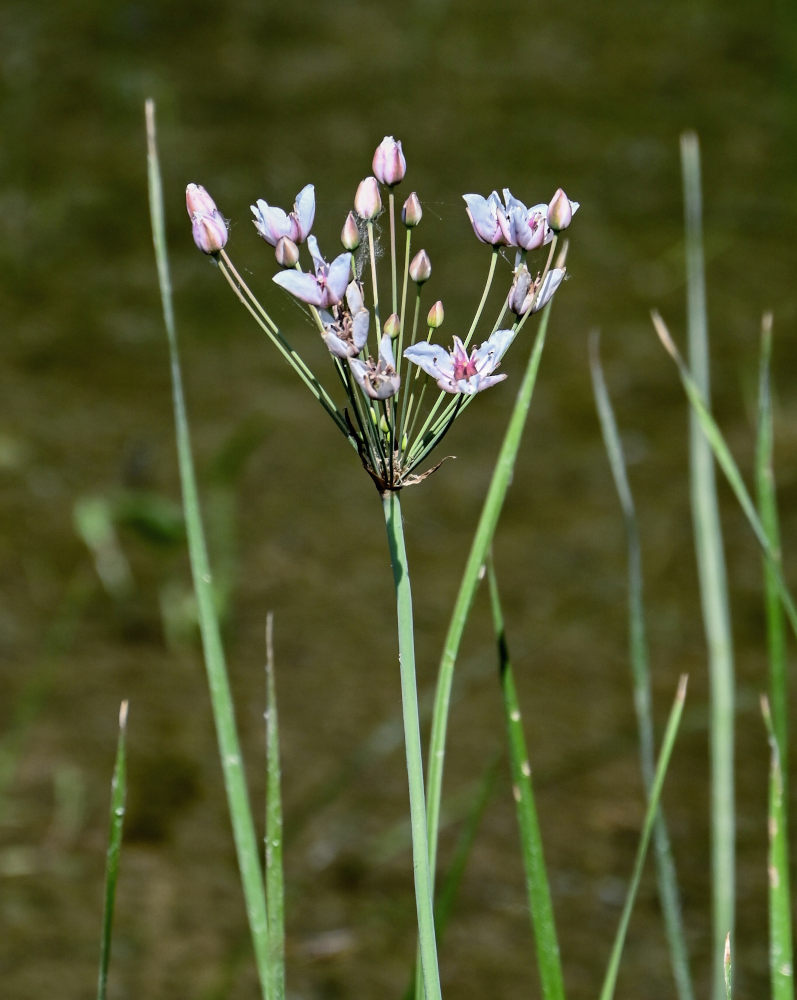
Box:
275;236;299;268
379;414;391;434
409;249;431;285
354;176;382;220
402;192;422;227
186;183;219;219
384;313;401;339
186;183;228;255
427;300;444;328
507;265;534;316
547;188;574;232
341;211;361;250
372;136;407;187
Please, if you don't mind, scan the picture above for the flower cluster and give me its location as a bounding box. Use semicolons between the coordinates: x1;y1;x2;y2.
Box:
188;138;577;492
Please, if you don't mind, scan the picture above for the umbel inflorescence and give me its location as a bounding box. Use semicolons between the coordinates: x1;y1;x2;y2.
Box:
186;137;578;494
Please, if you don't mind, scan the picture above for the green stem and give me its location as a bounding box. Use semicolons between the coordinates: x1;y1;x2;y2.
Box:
382;491;442;1000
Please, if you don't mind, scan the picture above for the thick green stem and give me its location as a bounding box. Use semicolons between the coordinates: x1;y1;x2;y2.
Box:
382;491;442;1000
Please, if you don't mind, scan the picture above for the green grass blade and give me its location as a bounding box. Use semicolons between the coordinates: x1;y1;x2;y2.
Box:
761;697;794;1000
425;301;554;892
97;701;128;1000
145;99;271;998
755;314;789;779
265;613;285;1000
589;332;693;1000
680;131;734;1000
599;677;689;1000
486;556;565;1000
652;311;797;640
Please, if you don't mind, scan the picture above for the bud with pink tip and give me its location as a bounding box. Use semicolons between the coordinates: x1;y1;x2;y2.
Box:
402;192;422;227
186;183;228;255
409;249;431;285
427;300;444;328
384;313;401;339
275;236;299;268
341;211;361;250
354;176;382;220
546;188;578;233
372;136;406;187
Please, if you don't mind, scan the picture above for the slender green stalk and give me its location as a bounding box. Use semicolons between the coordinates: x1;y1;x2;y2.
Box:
599;677;689;1000
382;490;442;1000
589;332;693;1000
681;131;734;1000
97;701;128;1000
265;613;285;1000
762;697;794;1000
146;99;271;998
652;312;797;639
486;556;565;1000
755;314;788;780
426;303;553;888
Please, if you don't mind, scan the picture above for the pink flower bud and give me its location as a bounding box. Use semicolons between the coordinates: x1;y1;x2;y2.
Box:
409;249;431;285
384;313;401;339
354;176;382;220
186;183;228;255
546;188;574;232
341;211;361;250
275;236;299;268
372;136;407;187
427;300;444;329
402;192;422;227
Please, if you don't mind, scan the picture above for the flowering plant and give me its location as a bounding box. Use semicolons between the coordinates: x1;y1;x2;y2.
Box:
175;128;580;1000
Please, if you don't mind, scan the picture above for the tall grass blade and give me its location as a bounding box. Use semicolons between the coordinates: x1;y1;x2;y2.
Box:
145;99;271;998
425;301;554;889
681;131;734;1000
755;314;789;779
761;697;794;1000
265;613;285;1000
589;332;694;1000
97;701;128;1000
486;555;565;1000
599;676;689;1000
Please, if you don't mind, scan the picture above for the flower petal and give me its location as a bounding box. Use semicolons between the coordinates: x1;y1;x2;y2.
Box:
273;269;326;307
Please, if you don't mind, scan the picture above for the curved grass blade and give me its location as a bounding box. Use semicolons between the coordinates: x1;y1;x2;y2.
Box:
599;676;689;1000
486;555;565;1000
589;331;693;1000
425;300;554;888
652;312;797;641
97;701;128;1000
146;99;271;997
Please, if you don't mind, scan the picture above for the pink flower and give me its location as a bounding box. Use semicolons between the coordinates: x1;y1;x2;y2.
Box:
349;334;400;400
404;329;514;395
462;192;512;246
272;235;351;309
251;184;315;246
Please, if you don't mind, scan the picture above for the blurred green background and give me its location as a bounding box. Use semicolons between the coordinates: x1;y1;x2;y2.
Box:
2;1;797;997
